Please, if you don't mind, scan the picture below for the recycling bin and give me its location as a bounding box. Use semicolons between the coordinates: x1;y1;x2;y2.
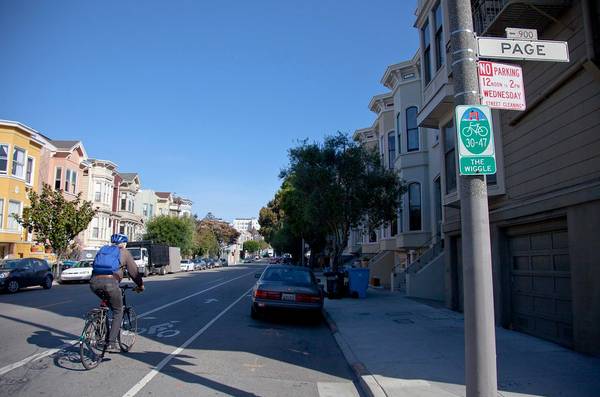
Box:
348;268;369;298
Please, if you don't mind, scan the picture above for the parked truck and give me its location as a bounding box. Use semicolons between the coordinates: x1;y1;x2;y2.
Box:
126;241;181;276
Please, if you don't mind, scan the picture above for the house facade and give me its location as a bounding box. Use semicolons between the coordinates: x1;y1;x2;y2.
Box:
155;192;172;216
80;159;118;256
0;121;44;259
114;173;143;241
413;0;600;355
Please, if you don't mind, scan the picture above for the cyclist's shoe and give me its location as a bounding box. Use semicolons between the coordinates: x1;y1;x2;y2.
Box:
106;342;120;353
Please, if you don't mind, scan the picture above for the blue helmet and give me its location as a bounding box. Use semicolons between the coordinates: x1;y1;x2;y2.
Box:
111;233;128;244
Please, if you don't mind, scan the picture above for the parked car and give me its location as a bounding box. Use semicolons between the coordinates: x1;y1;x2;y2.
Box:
243;257;253;263
180;259;195;272
59;260;94;283
194;259;207;270
0;258;54;293
250;265;324;320
219;258;228;267
212;258;221;268
60;259;79;271
268;257;279;264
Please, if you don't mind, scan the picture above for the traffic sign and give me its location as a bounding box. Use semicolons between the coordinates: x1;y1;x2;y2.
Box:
478;61;525;111
505;27;537;40
477;37;569;62
455;105;496;176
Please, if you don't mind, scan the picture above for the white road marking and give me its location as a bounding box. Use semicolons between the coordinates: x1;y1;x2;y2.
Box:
122;287;253;397
204;298;219;304
0;270;257;377
317;382;360;397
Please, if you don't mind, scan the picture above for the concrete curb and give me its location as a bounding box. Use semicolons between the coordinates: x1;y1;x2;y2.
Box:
323;308;387;397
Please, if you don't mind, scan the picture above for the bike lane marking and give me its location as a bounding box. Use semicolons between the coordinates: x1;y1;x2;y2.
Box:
0;269;257;377
122;287;253;397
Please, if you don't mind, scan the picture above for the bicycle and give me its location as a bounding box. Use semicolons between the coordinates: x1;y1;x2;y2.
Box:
79;284;139;370
461;121;489;138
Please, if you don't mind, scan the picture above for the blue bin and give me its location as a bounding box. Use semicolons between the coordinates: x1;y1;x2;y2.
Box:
348;268;369;298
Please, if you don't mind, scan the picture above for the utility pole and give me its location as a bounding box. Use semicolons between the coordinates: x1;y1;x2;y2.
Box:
447;1;498;396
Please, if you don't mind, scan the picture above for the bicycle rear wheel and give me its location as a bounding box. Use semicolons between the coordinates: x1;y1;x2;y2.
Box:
118;307;137;352
80;318;107;370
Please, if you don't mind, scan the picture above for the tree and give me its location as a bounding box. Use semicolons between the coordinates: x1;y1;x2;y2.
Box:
197;216;240;249
281;132;404;269
16;184;96;259
258;188;302;259
243;240;261;254
195;227;219;257
144;215;196;256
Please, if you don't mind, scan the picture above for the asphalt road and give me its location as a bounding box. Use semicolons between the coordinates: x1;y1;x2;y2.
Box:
0;263;361;397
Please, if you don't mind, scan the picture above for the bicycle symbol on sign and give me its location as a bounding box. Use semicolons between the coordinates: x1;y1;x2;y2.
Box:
461;121;489;138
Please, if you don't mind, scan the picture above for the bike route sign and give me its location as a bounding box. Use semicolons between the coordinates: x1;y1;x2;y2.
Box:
455;105;497;175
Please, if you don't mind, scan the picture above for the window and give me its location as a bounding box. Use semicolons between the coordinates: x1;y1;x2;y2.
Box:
388;132;396;169
149;204;154;218
94;182;102;202
11;147;25;178
0;198;4;228
434;177;442;238
408;183;422;231
7;201;21;231
25;157;34;185
54;168;62;190
91;217;99;239
70;170;77;193
380;136;385;165
396;113;402;154
391;215;398;237
399;201;404;233
65;169;71;192
0;145;8;173
406;107;419;152
486;173;497;186
434;2;444;70
120;193;127;211
444;120;457;193
422;20;431;84
369;229;377;243
143;203;148;217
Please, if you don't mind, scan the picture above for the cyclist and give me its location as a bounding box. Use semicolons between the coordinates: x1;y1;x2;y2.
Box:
90;233;144;353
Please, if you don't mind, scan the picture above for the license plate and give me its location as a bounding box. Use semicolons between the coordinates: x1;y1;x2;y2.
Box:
281;293;295;301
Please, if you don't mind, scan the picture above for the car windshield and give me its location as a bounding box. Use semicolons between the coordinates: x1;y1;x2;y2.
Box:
2;260;29;269
127;248;141;260
262;268;312;284
75;261;93;268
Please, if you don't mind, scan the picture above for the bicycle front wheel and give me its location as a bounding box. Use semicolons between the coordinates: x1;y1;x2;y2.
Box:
80;319;106;370
119;307;138;352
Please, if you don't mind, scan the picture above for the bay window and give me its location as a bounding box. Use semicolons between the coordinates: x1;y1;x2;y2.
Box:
408;183;422;231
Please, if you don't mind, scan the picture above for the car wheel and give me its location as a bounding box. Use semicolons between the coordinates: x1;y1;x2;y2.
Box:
250;305;261;320
7;280;19;293
42;275;53;289
159;267;166;276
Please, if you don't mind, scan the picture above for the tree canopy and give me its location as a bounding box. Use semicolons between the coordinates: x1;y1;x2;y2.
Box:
16;184;96;259
273;132;404;268
144;215;196;256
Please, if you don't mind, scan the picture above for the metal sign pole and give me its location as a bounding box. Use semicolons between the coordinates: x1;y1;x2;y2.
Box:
447;1;499;396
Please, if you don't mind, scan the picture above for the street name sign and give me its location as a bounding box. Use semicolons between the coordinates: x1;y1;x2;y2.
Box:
477;37;569;62
478;61;525;111
505;27;538;40
455;105;497;176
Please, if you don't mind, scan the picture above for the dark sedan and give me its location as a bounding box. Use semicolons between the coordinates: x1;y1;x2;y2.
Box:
0;258;54;293
251;265;324;319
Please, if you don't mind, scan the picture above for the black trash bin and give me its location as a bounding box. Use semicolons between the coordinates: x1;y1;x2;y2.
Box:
324;270;346;299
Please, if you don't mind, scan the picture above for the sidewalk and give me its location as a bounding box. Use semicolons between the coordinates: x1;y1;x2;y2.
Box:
323;289;600;397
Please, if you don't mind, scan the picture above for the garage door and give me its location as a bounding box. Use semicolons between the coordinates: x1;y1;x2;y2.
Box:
508;223;573;347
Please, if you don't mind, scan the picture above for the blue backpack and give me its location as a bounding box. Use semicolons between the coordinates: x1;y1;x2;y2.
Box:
93;245;121;275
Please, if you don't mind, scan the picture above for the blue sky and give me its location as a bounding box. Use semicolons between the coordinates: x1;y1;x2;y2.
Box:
0;1;417;221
